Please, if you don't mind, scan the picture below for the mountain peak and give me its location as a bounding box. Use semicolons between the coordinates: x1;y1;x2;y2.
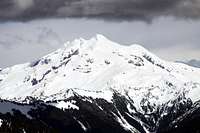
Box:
94;34;108;41
63;34;112;51
64;34;149;57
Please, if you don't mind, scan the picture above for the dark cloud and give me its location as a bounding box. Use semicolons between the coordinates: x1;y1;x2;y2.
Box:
0;0;200;21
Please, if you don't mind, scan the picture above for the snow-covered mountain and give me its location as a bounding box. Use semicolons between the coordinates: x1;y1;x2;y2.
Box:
0;35;200;133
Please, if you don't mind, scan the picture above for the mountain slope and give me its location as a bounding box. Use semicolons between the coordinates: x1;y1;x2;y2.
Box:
0;35;200;133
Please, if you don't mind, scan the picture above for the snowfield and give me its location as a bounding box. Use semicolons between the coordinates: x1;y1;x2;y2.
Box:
0;34;200;113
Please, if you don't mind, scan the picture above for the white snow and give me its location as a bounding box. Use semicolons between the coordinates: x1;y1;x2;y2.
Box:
52;100;79;110
0;119;2;127
0;34;200;111
77;120;87;131
127;103;136;114
112;111;139;133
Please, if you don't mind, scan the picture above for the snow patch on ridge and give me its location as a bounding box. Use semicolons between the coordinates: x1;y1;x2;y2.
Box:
0;119;3;127
51;100;79;110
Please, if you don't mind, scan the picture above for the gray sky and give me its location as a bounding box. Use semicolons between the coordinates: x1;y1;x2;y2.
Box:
1;0;200;21
0;0;200;68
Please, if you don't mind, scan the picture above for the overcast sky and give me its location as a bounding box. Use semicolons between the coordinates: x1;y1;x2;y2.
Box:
0;0;200;68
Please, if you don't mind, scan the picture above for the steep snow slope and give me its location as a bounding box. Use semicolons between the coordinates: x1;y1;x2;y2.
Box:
0;34;200;112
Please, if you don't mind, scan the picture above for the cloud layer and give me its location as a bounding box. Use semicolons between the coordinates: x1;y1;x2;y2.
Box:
0;0;200;21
